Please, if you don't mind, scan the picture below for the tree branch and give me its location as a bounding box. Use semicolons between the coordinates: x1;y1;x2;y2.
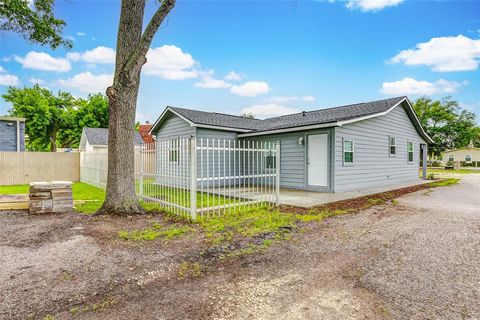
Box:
140;0;176;56
123;0;175;74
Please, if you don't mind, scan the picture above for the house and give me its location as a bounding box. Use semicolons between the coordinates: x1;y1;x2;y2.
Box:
149;97;432;193
442;141;480;166
79;127;143;151
0;116;26;152
138;123;155;144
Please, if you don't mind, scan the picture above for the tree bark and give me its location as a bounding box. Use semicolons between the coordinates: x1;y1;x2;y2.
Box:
97;0;175;215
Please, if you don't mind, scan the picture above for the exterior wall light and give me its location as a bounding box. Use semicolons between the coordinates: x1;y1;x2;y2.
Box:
298;137;304;145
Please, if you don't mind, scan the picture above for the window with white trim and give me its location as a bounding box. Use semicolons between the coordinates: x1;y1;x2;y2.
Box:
465;155;472;162
389;136;396;156
407;141;413;162
343;140;354;164
448;155;454;162
169;138;179;162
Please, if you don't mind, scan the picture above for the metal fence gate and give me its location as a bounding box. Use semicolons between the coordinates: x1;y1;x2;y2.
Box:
135;137;280;219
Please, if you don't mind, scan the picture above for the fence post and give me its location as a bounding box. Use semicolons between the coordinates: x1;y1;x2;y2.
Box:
275;141;280;206
139;145;144;197
190;137;197;220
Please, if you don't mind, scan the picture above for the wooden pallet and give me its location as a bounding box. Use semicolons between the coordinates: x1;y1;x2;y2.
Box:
0;194;29;210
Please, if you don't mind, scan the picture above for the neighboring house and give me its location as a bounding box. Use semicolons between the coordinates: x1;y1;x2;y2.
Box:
0;116;26;152
150;96;432;193
138;123;155;144
79;127;143;151
442;141;480;165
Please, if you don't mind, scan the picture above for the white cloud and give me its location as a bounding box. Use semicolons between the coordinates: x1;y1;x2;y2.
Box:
390;35;480;72
0;74;20;86
265;95;316;103
76;32;86;36
57;72;113;94
67;46;116;64
345;0;404;11
224;71;242;81
14;51;71;72
230;81;270;97
28;77;45;85
194;77;231;89
144;45;198;80
0;66;4;73
381;77;464;96
241;104;299;119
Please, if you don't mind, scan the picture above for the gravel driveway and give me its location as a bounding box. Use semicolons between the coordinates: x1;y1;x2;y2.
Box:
1;175;479;319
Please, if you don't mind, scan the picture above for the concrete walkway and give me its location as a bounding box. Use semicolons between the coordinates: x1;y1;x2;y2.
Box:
279;179;431;207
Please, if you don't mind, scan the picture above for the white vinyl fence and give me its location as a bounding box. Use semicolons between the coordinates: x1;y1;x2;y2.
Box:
80;137;280;219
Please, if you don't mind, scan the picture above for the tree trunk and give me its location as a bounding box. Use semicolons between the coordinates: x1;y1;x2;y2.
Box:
96;0;175;215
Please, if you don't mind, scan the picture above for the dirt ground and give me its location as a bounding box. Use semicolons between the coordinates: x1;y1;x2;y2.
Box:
1;175;479;320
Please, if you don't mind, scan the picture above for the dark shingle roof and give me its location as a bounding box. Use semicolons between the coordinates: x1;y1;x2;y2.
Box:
169;107;263;130
166;97;406;132
83;127;143;145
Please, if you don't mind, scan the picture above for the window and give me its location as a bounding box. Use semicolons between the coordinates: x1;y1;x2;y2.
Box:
407;141;414;162
389;136;396;156
449;155;454;162
169;139;178;162
465;155;472;162
343;140;354;164
265;152;276;169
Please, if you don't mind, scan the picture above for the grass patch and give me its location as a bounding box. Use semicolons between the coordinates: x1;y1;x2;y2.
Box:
428;178;459;187
427;168;480;174
198;206;295;243
118;221;192;241
295;209;351;222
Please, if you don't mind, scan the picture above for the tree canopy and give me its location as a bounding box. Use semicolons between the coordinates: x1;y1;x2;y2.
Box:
413;96;479;156
3;85;108;151
0;0;71;49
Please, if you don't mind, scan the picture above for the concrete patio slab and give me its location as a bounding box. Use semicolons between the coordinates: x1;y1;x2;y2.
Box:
279;179;431;208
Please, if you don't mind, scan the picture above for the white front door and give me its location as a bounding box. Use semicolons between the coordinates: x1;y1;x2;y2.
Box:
307;134;328;187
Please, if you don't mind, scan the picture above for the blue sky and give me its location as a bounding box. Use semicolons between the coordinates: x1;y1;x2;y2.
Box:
0;0;479;122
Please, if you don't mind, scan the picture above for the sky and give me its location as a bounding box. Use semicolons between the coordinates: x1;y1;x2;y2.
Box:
0;0;479;123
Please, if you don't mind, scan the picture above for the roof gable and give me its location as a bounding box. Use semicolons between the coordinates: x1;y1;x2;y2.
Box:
82;127;143;146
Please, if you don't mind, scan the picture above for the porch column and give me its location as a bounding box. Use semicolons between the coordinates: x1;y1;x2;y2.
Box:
422;144;427;179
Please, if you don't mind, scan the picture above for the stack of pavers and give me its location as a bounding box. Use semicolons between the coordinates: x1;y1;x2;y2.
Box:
29;181;73;214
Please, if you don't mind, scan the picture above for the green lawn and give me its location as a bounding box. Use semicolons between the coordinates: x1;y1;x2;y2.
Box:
0;182;106;200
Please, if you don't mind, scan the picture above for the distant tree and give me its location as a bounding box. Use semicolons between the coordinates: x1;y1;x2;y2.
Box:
241;112;256;119
58;94;109;148
413;96;479;156
0;0;71;49
3;86;109;150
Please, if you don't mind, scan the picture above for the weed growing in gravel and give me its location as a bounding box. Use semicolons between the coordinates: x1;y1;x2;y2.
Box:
198;206;295;243
297;209;351;222
178;261;203;278
428;178;459;187
118;222;192;241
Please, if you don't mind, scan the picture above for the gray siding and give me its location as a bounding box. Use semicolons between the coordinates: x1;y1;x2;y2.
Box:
0;120;25;152
241;128;334;191
154;113;195;140
334;105;426;192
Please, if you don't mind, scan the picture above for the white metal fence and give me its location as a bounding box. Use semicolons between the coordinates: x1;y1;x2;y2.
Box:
80;137;280;219
135;137;280;219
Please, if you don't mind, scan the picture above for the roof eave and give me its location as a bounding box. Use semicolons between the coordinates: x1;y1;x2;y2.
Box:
237;122;339;137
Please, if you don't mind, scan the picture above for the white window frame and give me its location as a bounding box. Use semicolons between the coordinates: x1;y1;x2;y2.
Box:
169;138;179;163
407;141;414;163
389;136;396;156
343;139;354;166
465;154;472;162
448;155;454;162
